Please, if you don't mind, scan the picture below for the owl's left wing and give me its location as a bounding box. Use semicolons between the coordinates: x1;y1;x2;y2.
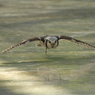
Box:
59;35;95;49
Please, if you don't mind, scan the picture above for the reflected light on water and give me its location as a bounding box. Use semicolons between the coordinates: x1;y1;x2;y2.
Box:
0;67;72;95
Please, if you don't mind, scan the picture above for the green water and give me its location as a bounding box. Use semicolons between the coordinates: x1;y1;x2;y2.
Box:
0;0;95;95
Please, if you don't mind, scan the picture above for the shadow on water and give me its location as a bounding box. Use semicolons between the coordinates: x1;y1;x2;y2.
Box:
1;53;95;66
0;60;45;71
0;88;24;95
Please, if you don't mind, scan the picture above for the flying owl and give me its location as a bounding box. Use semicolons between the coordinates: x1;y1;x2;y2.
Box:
1;35;95;55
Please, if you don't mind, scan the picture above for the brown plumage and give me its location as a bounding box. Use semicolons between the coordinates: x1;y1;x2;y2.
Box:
1;37;40;53
1;35;95;54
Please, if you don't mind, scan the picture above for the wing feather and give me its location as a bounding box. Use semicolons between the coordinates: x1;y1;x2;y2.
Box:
1;37;40;53
59;35;95;49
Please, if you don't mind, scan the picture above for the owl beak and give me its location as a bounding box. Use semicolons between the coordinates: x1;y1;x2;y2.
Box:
51;42;55;46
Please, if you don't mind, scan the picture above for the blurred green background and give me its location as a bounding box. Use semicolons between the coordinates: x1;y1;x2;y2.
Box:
0;0;95;95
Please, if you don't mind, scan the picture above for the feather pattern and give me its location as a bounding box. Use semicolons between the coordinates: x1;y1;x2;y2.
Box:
59;35;95;49
1;35;95;54
1;37;40;53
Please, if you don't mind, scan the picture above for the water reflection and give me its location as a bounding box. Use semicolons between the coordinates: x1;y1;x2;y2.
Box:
37;66;61;82
0;65;72;95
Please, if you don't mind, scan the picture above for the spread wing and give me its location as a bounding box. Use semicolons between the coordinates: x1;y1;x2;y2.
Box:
1;37;40;53
59;35;95;49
